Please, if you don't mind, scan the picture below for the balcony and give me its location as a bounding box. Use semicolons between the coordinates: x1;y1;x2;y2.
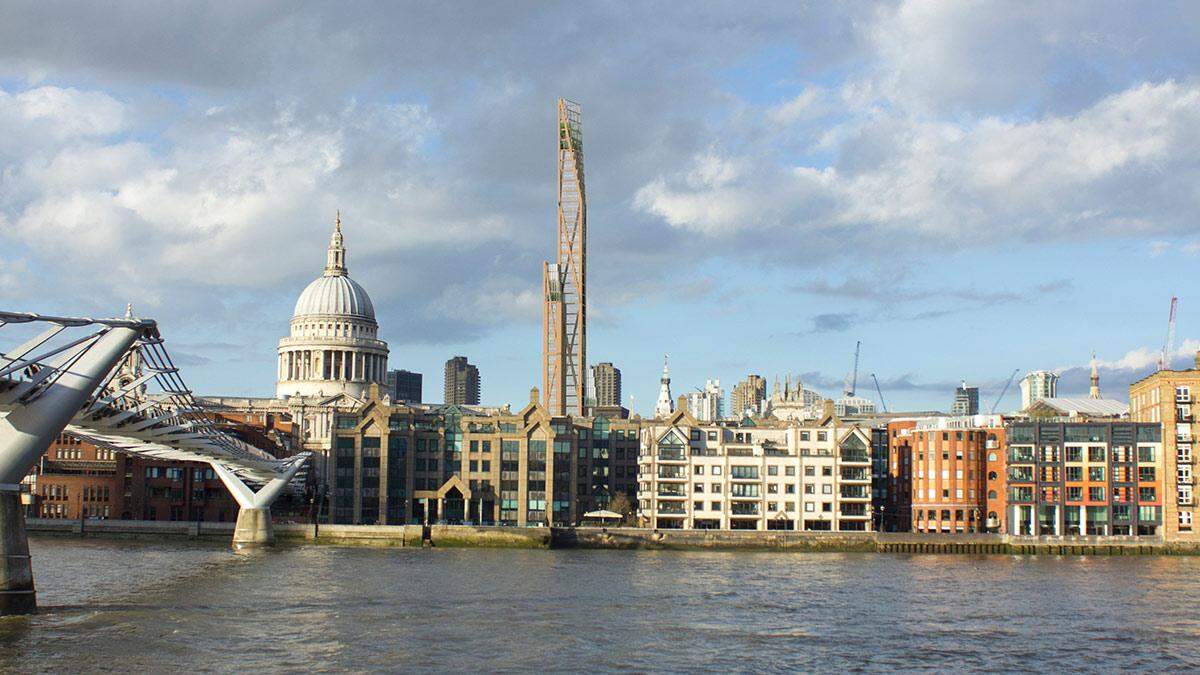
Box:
840;468;870;482
657;466;687;480
840;451;870;464
657;448;686;462
840;503;869;517
657;502;686;515
730;503;760;516
656;484;687;498
840;485;870;500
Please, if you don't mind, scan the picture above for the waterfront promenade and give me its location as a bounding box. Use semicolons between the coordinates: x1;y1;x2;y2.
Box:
23;518;1199;556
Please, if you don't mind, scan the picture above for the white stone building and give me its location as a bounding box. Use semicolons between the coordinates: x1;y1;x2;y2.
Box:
276;214;389;400
637;404;873;531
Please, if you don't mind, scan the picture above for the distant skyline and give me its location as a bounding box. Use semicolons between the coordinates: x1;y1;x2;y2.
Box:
2;2;1199;414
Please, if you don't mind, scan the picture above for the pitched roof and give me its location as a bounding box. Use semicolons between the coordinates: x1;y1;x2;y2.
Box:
1026;397;1129;417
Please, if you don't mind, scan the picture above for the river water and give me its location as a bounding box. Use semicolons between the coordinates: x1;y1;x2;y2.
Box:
2;537;1199;672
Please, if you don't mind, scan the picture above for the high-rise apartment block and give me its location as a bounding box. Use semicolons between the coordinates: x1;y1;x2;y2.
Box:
731;375;767;418
1020;370;1058;410
590;362;621;408
685;379;723;422
1130;353;1200;538
387;369;422;404
951;382;980;416
542;98;588;416
443;356;480;405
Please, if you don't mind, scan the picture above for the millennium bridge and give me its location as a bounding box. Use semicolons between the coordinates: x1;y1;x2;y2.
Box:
0;310;309;615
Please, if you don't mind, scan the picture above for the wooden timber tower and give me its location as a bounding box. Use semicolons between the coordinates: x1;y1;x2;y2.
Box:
542;98;587;416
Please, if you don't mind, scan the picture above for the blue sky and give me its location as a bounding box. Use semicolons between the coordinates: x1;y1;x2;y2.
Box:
1;2;1199;414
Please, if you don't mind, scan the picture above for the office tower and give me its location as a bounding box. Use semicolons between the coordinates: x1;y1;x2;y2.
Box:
951;381;979;415
731;375;767;418
1019;371;1058;409
387;369;422;404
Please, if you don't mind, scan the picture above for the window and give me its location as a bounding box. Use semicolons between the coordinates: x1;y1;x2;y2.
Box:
767;466;778;476
711;484;722;494
767;483;778;494
712;466;723;476
707;431;717;441
694;483;704;493
1139;487;1157;502
730;466;758;479
800;432;810;441
785;466;796;476
711;501;722;511
1088;447;1107;463
822;466;832;477
1088;467;1106;482
1066;447;1083;462
822;484;832;494
988;452;997;462
693;501;704;511
1066;466;1082;482
693;465;704;475
804;466;815;476
1089;487;1106;501
822;502;832;512
1067;486;1083;501
817;432;827;442
786;484;796;494
804;502;814;512
804;484;814;494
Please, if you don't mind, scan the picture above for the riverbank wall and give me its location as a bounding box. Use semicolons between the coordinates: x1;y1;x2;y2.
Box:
23;519;1200;555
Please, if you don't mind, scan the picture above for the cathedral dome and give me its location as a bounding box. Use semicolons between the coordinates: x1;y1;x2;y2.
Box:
293;274;375;320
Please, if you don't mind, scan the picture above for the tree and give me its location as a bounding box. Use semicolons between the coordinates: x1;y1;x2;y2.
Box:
608;491;636;525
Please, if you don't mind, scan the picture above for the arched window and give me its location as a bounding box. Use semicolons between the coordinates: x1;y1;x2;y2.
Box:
988;471;997;480
987;511;997;520
987;490;997;499
988;452;997;462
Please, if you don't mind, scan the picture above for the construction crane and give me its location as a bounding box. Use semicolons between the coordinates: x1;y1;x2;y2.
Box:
990;368;1020;413
871;373;888;413
843;340;861;397
1160;296;1178;371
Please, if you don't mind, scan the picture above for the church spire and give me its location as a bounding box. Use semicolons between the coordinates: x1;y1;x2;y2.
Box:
654;354;674;418
1089;352;1101;399
325;211;347;277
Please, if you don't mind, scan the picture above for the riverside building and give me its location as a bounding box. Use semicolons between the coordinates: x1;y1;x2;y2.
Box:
908;416;1007;534
1129;352;1200;539
327;386;642;525
1005;421;1163;536
636;400;873;531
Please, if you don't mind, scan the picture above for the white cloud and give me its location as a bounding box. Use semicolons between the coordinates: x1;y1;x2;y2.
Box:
636;80;1200;249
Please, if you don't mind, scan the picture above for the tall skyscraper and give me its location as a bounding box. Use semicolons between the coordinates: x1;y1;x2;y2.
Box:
731;375;767;418
653;355;673;418
951;381;979;415
444;356;480;405
1019;370;1058;410
590;362;622;407
387;369;422;404
542;98;587;416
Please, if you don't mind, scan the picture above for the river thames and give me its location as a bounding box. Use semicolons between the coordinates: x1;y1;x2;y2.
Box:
2;537;1199;672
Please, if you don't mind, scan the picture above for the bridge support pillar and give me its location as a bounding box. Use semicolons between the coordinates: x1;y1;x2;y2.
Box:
0;489;35;615
211;456;306;551
232;507;274;550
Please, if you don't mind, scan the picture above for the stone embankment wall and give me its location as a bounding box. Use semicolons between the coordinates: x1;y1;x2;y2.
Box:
24;519;1200;555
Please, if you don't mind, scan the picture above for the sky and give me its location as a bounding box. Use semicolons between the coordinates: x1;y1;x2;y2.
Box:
2;1;1200;415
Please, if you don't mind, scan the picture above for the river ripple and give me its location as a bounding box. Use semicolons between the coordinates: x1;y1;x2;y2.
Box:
1;537;1198;672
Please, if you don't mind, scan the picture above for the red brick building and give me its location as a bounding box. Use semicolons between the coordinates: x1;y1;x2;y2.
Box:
909;417;1006;534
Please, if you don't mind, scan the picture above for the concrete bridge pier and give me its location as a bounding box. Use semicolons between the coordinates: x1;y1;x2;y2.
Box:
0;488;35;614
232;507;274;549
212;456;307;551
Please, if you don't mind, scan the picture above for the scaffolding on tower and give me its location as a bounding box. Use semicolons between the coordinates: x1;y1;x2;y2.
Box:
543;98;587;416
